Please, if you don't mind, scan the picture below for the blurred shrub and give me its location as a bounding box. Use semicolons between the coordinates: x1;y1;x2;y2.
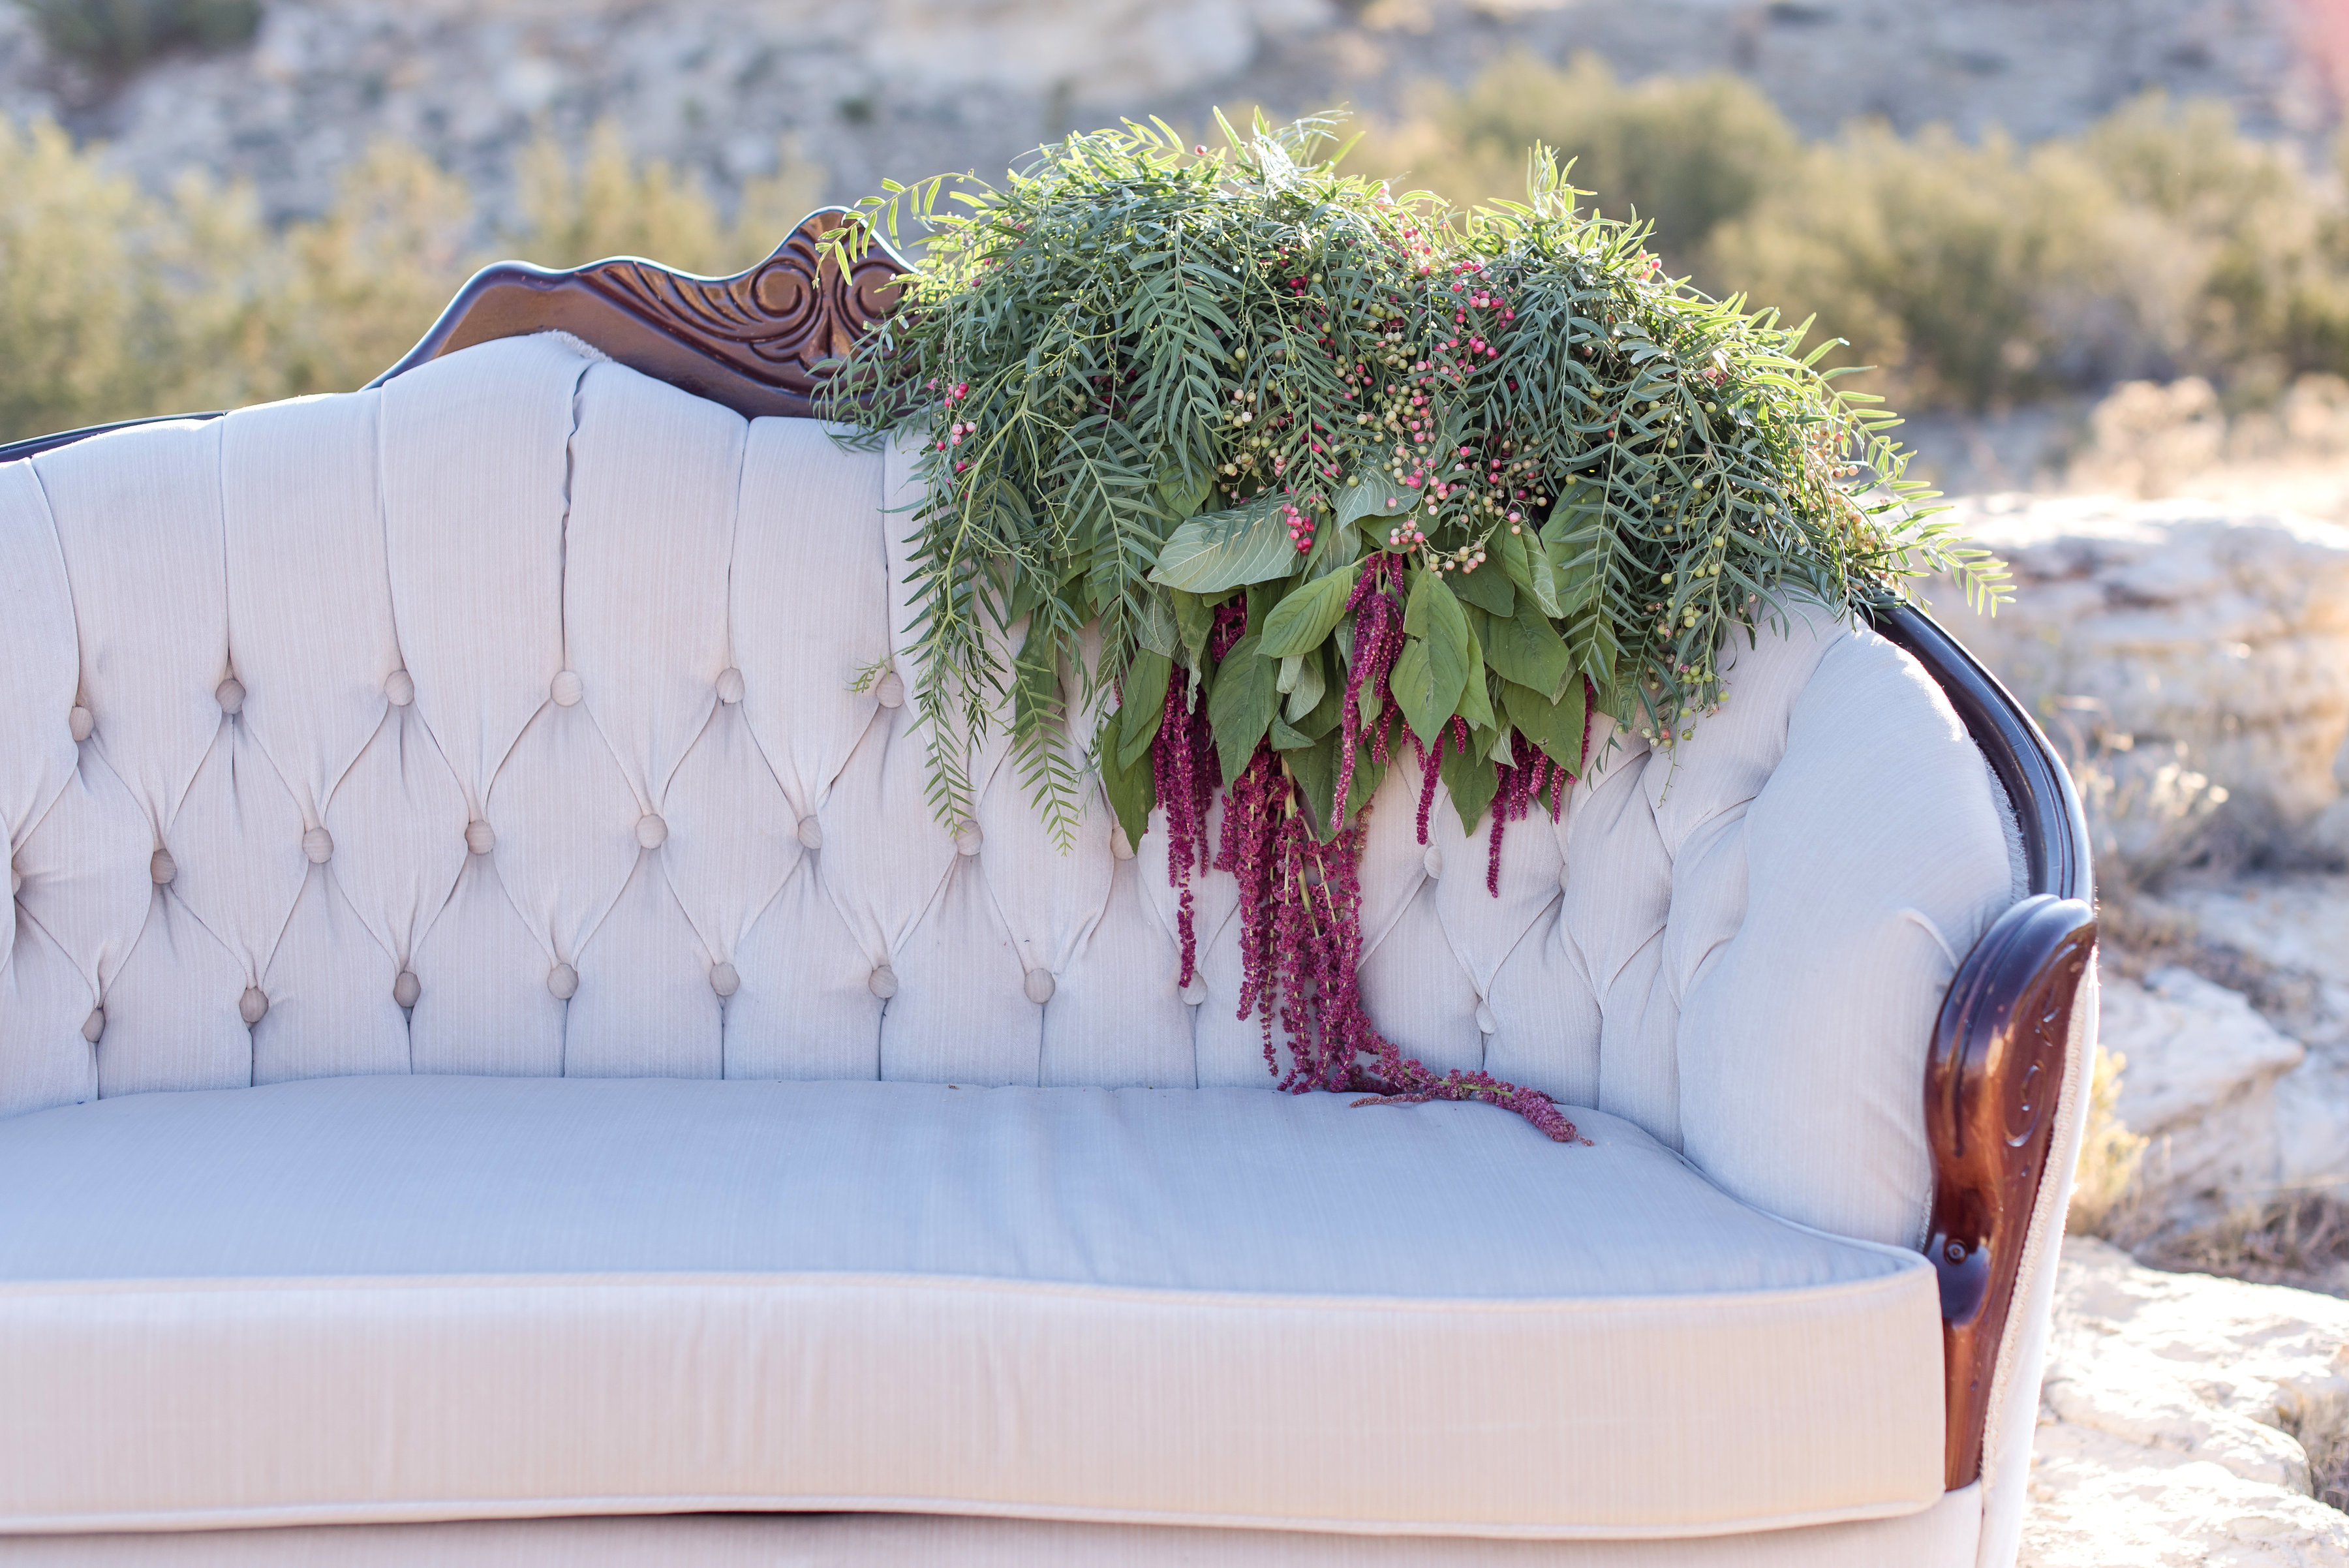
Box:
1349;57;2349;413
510;121;825;276
2066;1042;2147;1238
10;72;2344;438
1345;53;1796;268
0;119;825;443
1706;123;2149;408
15;0;260;73
0;117;165;437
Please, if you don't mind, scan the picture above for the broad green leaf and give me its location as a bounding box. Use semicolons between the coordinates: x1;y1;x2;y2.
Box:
1258;562;1360;657
1441;744;1500;836
1503;678;1591;774
1289;737;1384;844
1481;607;1571;697
1393;570;1475;748
1098;715;1158;850
1207;631;1280;783
1543;479;1606;552
1494;525;1562;618
1285;733;1340;836
1291;654;1342;737
1302;517;1359;577
1170;589;1214;664
1134;590;1182;658
1334;476;1420;528
1117;649;1172;770
1149;493;1296;593
1451;562;1514;617
1246;579;1285;635
1270;713;1315;750
1391;635;1469;749
1403;566;1467;641
1284;644;1328;722
1456;624;1497;731
1389;639;1441;748
1157;467;1214;523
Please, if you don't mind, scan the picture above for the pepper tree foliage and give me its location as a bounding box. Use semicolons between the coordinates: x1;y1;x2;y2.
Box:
823;114;2007;1137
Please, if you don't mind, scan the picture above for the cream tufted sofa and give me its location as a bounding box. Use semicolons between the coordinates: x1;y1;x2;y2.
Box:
0;285;2093;1566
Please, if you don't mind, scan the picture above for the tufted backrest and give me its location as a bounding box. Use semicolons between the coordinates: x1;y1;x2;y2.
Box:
0;334;2018;1247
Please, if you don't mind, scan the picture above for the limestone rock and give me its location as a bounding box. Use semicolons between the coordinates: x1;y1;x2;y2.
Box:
2158;875;2349;1200
1936;495;2349;861
2102;964;2305;1224
2024;1236;2349;1567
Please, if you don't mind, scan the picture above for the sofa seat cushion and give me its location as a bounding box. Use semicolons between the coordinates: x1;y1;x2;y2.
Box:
0;1076;1943;1539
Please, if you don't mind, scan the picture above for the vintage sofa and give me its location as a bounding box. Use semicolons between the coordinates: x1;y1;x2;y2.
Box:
0;217;2096;1567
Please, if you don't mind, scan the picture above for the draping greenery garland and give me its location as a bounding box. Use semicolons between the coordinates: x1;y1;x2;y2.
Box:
825;115;2007;1138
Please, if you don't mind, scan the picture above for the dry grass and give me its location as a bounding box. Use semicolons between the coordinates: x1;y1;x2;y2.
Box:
2279;1395;2349;1514
2067;1042;2149;1238
2138;1195;2349;1296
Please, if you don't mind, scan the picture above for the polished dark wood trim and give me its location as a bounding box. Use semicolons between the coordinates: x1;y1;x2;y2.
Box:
1870;600;2096;1491
1923;894;2095;1487
367;208;912;418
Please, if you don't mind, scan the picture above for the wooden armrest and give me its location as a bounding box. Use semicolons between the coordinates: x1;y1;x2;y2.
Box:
1926;892;2096;1489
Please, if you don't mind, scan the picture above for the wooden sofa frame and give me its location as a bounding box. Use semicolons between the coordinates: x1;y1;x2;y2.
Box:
0;211;2097;1494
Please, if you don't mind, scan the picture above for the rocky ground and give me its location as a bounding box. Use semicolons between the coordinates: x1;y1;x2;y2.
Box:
2025;1239;2349;1566
1942;481;2349;1560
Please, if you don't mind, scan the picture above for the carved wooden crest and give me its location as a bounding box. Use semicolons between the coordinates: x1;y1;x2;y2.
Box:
371;209;912;419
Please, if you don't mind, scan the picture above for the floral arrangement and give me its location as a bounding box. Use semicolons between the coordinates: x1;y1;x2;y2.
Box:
826;115;2006;1141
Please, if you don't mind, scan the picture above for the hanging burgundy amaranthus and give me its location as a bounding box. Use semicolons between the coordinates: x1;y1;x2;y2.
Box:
1156;604;1247;990
834;119;2000;1154
1154;591;1582;1145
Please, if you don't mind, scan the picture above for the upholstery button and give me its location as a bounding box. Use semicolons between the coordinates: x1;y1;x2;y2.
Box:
384;669;416;707
392;970;421;1009
239;986;268;1026
796;815;823;850
1110;825;1135;861
1422;844;1441;880
149;848;176;885
547;962;579;1000
68;705;92;743
716;667;745;705
868;964;898;1000
82;1007;104;1043
551;669;583;707
301;826;333;864
1475;1002;1498;1035
711;961;741;998
215;677;245;715
955;824;983;857
465;819;496;855
636;812;668;850
1558;862;1573;894
1023;968;1056;1005
1180;977;1208;1006
874;671;906;709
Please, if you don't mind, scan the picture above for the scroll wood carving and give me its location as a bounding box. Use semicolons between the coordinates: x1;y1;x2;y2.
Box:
1925;892;2097;1490
370;209;910;419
